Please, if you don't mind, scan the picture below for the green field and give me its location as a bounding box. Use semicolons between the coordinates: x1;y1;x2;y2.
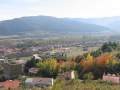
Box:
67;46;99;58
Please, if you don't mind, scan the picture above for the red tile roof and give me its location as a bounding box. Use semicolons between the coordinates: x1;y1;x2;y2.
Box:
3;80;20;89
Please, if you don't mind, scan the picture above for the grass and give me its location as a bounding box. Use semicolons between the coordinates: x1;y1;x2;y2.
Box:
67;46;99;58
19;56;32;60
51;79;120;90
1;79;120;90
66;47;83;58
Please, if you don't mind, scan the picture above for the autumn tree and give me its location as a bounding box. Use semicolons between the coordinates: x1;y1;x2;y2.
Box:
61;58;76;72
36;58;59;78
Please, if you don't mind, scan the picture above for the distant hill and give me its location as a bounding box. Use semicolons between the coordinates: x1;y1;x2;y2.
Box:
0;16;111;37
73;16;120;33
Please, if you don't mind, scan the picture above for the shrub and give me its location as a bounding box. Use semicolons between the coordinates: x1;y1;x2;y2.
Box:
83;72;94;81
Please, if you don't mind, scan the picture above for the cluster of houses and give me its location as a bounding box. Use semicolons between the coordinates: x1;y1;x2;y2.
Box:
1;43;120;89
0;47;17;57
0;47;33;59
0;45;70;59
0;53;77;89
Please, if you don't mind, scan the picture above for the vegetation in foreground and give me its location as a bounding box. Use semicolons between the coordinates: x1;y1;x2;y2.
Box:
1;79;120;90
51;79;120;90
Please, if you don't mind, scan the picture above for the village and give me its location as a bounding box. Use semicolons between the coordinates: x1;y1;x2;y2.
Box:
0;40;120;90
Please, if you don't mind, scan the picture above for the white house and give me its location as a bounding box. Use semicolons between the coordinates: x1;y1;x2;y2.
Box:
33;54;42;60
25;77;54;88
103;74;120;84
58;70;75;80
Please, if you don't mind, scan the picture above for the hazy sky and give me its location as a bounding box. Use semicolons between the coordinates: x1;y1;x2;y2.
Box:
0;0;120;20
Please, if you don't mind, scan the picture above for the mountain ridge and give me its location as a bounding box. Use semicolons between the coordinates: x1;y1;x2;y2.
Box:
0;16;113;37
72;16;120;32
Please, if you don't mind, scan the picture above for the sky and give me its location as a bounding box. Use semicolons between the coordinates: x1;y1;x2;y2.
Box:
0;0;120;21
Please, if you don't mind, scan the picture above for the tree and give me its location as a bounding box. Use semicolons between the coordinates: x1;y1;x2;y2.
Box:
91;49;102;57
101;42;118;53
96;53;112;65
86;53;93;62
83;72;94;81
116;52;120;60
80;53;94;68
61;59;76;72
37;58;58;78
24;57;39;73
75;55;84;63
101;44;112;52
92;62;105;79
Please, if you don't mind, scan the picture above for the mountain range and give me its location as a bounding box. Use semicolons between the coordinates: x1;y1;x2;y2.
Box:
73;16;120;33
0;16;120;38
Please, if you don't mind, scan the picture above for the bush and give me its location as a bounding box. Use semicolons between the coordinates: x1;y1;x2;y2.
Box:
83;72;94;81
